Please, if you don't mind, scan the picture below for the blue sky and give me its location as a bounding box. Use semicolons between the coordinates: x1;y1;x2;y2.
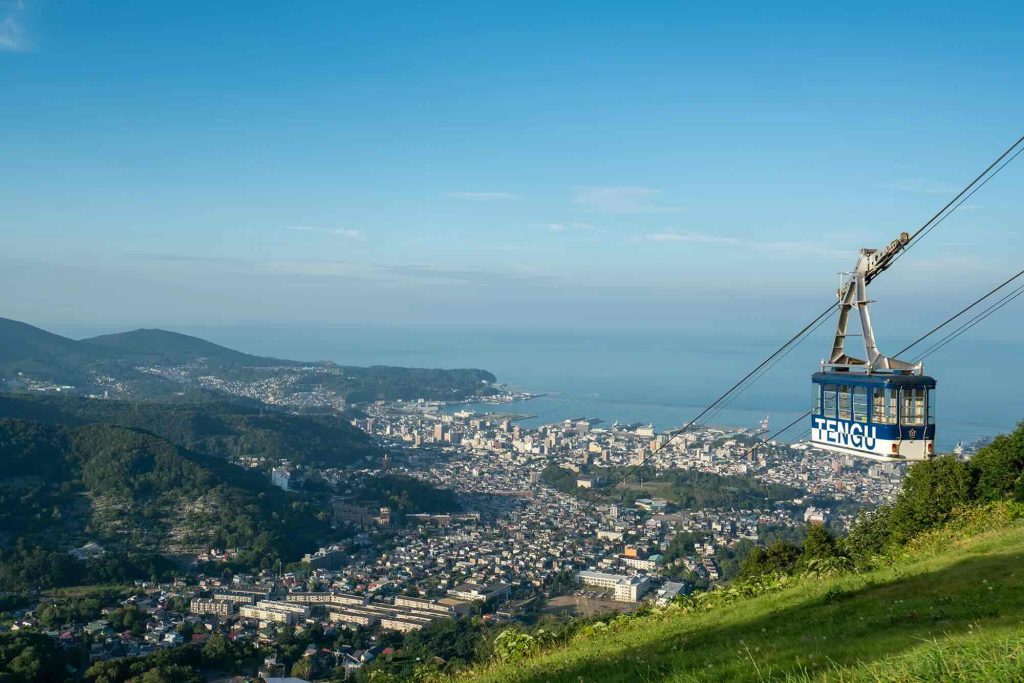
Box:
1;1;1022;337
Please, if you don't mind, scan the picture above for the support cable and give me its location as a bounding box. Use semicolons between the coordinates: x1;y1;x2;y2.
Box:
589;135;1024;503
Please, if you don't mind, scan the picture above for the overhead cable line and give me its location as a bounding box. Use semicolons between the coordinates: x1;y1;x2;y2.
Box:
894;268;1024;357
589;303;838;505
915;282;1024;362
741;266;1024;460
742;411;810;458
696;308;837;429
590;134;1024;503
879;135;1024;278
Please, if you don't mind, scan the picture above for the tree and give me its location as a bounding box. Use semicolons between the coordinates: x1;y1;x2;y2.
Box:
970;423;1024;501
738;541;801;580
888;456;973;543
801;525;838;562
0;633;67;682
201;633;232;670
9;647;44;681
291;656;314;680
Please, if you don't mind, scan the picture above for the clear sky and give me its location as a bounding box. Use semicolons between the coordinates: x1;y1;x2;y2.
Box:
2;1;1022;337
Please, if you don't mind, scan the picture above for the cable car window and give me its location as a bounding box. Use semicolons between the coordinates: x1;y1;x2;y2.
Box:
872;388;894;424
901;387;925;426
927;388;935;425
812;384;822;414
852;386;867;422
837;385;852;420
823;384;837;417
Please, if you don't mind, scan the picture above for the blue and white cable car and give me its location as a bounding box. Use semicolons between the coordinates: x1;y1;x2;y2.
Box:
810;232;936;461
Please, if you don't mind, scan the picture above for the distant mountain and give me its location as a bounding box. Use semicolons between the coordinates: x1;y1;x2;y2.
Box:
0;317;118;379
0;316;497;403
83;327;301;368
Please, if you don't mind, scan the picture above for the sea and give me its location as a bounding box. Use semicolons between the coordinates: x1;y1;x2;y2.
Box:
160;324;1021;453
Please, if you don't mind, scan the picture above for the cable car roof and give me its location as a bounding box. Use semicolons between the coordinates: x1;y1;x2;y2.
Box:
812;371;936;387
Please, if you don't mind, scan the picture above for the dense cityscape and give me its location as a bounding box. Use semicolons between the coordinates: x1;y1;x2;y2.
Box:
4;356;924;680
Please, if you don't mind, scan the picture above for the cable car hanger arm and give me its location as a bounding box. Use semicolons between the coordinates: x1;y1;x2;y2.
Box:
827;231;919;374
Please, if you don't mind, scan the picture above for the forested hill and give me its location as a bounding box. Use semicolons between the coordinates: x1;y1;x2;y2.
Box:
0;392;378;468
0;316;498;402
82;328;299;368
0;418;332;588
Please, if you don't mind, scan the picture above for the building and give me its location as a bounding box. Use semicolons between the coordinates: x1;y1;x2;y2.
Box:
286;592;366;607
239;600;310;625
240;605;298;625
621;554;663;571
256;600;308;615
381;615;434;632
447;582;511;603
334;501;378;528
303;546;347;570
804;507;829;525
190;598;235;617
328;608;381;628
70;541;106;561
212;590;266;605
654;581;686;606
393;596;472;616
578;571;654;603
271;467;291;492
614;575;653;602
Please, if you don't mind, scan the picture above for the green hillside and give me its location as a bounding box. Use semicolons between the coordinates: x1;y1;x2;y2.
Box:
0;418;335;587
460;503;1024;683
0;392;379;467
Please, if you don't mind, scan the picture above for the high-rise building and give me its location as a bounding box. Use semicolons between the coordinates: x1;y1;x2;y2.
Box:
271;467;291;492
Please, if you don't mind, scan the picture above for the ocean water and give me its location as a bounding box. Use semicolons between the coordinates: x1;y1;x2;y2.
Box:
170;324;1021;452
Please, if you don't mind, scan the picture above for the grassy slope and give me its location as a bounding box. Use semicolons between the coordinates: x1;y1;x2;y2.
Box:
464;505;1024;683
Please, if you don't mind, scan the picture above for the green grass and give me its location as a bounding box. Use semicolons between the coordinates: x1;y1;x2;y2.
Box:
460;504;1024;683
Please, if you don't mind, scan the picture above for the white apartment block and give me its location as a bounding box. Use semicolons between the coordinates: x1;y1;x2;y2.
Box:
190;598;235;617
239;605;300;625
578;570;654;603
285;592;367;607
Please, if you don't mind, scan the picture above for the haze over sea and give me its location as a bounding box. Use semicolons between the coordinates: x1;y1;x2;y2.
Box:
64;323;1015;453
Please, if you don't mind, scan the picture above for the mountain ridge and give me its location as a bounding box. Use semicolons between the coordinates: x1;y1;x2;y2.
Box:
0;316;497;402
83;327;304;367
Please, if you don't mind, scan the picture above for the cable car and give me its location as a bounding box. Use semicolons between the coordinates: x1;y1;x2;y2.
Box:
810;232;936;461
